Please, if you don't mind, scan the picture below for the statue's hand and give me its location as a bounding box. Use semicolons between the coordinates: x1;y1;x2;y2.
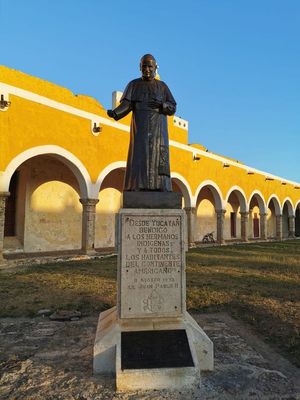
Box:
107;109;116;118
148;100;162;110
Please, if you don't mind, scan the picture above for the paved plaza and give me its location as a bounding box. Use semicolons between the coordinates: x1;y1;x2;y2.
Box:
1;312;299;400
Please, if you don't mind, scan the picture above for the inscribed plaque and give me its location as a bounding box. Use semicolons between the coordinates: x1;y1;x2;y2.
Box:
118;210;185;319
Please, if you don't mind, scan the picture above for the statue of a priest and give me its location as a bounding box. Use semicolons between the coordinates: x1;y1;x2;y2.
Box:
107;54;176;192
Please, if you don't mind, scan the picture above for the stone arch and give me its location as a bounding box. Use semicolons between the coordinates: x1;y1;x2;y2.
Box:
266;195;281;239
95;161;126;196
0;145;90;198
171;172;192;208
224;186;248;241
248;190;267;213
194;180;224;243
248;191;267;239
225;186;247;213
266;194;281;215
3;150;87;253
194;180;224;211
282;197;294;217
282;198;295;239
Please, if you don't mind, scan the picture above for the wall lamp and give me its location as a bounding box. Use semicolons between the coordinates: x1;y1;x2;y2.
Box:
295;186;300;189
0;94;11;110
281;182;287;185
265;177;274;181
247;170;255;175
92;122;102;135
223;163;230;168
193;154;201;161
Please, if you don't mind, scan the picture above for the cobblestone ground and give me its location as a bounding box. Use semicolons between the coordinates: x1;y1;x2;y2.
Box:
0;313;299;400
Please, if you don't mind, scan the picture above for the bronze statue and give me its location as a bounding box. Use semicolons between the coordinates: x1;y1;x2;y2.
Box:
107;54;176;192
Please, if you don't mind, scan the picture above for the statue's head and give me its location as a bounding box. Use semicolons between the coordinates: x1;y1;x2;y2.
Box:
140;54;157;81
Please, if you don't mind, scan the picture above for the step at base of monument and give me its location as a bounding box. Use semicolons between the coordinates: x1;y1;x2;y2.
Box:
93;307;213;391
116;364;200;391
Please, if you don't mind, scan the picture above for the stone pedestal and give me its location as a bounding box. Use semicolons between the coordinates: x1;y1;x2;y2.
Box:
80;198;99;254
240;211;249;242
93;208;213;391
0;192;10;264
122;191;182;209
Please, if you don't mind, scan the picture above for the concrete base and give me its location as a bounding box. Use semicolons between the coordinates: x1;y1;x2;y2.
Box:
93;307;213;391
116;363;199;391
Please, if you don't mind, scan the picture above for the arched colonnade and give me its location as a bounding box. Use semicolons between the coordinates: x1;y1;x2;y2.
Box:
1;146;299;259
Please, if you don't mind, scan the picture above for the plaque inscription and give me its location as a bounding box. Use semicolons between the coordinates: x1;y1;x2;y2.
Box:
120;213;184;318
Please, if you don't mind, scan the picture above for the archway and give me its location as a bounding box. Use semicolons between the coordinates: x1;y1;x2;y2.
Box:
1;145;90;197
4;154;83;253
282;198;294;238
248;191;267;239
171;173;192;208
194;182;223;243
224;187;247;241
96;167;125;249
266;196;281;239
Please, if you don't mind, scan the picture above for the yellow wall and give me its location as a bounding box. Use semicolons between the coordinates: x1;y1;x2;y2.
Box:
1;64;300;242
17;157;81;251
26;181;82;251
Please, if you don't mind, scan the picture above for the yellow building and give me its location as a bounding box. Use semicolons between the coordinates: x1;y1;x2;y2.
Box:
0;65;300;260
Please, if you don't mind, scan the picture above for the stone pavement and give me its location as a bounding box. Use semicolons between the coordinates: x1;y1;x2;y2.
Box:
0;312;299;400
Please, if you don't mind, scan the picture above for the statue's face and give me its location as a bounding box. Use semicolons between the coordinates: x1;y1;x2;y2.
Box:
140;58;157;81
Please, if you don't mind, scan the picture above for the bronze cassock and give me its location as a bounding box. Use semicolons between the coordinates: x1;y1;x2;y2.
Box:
107;54;176;192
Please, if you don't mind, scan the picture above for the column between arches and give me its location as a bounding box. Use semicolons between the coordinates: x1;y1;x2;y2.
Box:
240;211;249;242
216;209;226;244
80;198;99;254
276;214;283;240
184;206;196;247
0;192;10;262
259;212;268;240
288;215;296;238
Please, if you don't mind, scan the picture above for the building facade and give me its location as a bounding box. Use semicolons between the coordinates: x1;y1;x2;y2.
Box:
1;65;300;260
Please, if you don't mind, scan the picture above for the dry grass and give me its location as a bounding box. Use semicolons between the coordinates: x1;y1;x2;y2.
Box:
186;241;300;366
0;258;117;317
0;240;299;366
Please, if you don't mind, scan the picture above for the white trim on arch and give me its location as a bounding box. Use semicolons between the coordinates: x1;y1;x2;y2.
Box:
95;161;126;195
266;194;282;215
247;190;267;213
171;172;193;207
194;180;225;210
225;185;248;212
0;145;91;198
295;199;300;211
282;197;295;217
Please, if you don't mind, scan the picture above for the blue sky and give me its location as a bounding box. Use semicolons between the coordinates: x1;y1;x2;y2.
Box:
1;0;300;182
